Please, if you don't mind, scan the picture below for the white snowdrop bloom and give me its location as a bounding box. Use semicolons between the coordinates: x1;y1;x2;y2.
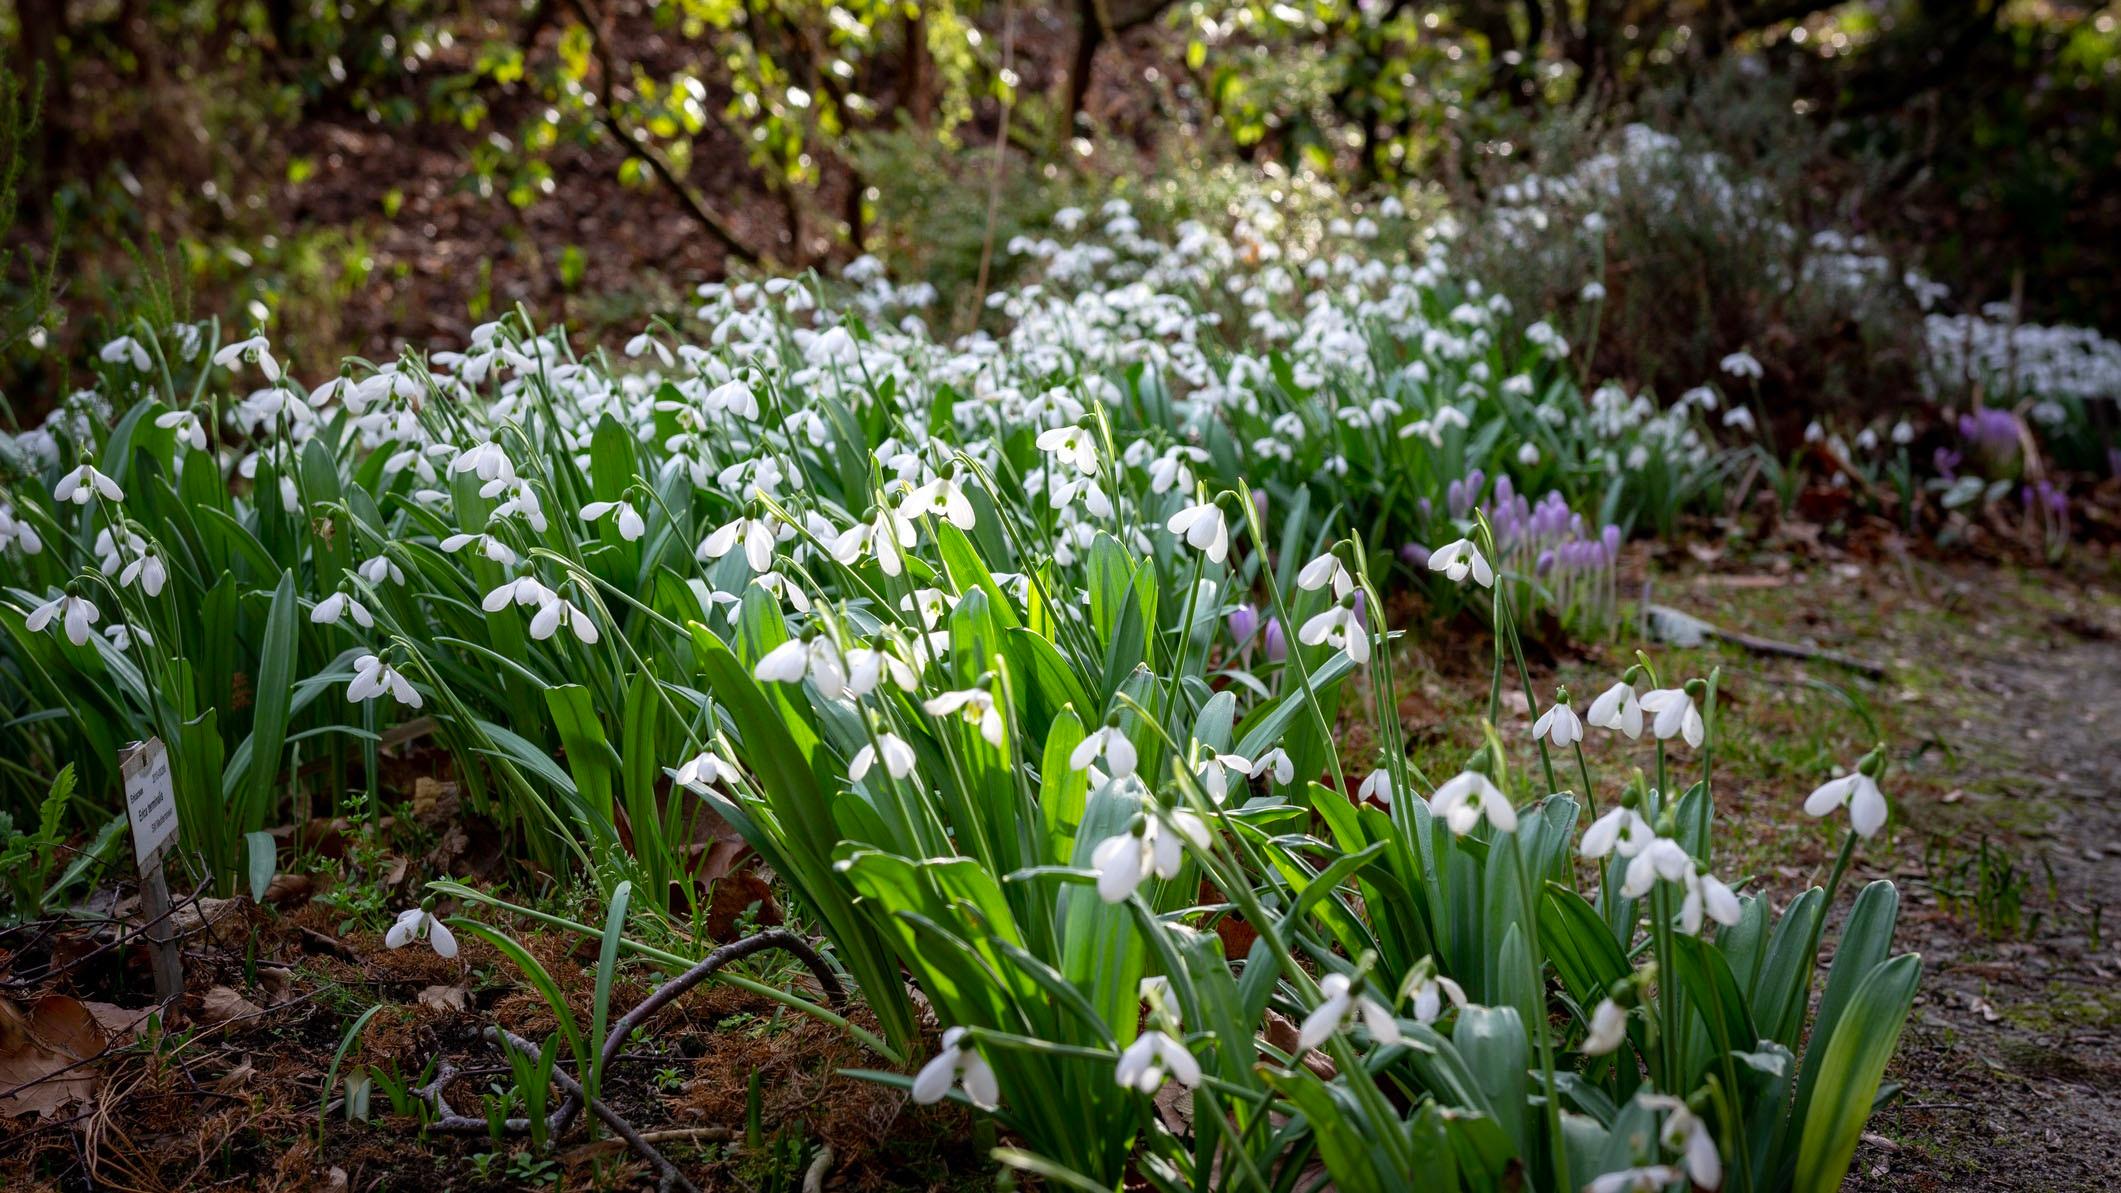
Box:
1405;966;1467;1025
1426;538;1493;587
116;548;167;597
450;439;514;482
706;377;761;420
1195;750;1253;803
103;621;149;651
906;474;977;529
1296;552;1354;599
624;332;674;367
1586;681;1644;739
1166;499;1228;564
1145;446;1206;495
850;733;917;781
25;594;99;646
1679;866;1743;935
482;575;553;612
1723;407;1756;432
831;506;917;577
1638;686;1705;748
579;500;645;542
440;532;520;567
1356;768;1395;805
1585;1166;1684;1193
1855;427;1880;453
923;686;1005;746
1070;722;1138;779
100;335;151;371
911;1027;999;1109
1719;350;1762;379
529;595;600;644
754;635;848;700
0;504;43;555
1532;702;1582;748
1297;972;1401;1050
1429;771;1517;835
1803;769;1889;838
1091;808;1210;903
1580;806;1653;859
1035;423;1101;474
385;907;458;959
1641;1095;1722;1190
1114;1030;1201;1094
1250;748;1295;785
1619;838;1694;899
213;334;282;382
155;409;209;451
54;462;125;505
674;749;742;791
844;643;919;697
1581;997;1629;1055
311;590;375;628
1891;419;1915;445
1297;602;1370;665
699;512;779;573
347;653;422;708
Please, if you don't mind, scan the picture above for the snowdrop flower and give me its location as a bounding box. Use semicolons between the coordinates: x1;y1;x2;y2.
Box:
100;335;151;371
55;462;125;505
103;621;149;651
482;575;553;612
906;474;977;529
440;532;519;567
155;409;209;451
347;653;422;708
850;732;917;781
312;590;375;628
1403;961;1467;1025
844;641;919;697
1722;407;1756;432
580;500;645;541
1114;1030;1201;1093
1167;499;1229;564
1250;748;1294;786
1580;806;1653;859
1585;1165;1684;1193
674;749;741;791
1426;538;1493;587
1532;698;1582;748
1297;551;1354;599
705;377;760;419
1638;686;1705;748
698;511;779;573
1071;720;1138;779
25;593;99;646
1804;767;1888;838
1620;838;1694;898
1091;809;1209;903
529;595;600;644
1035;423;1100;474
911;1027;999;1109
1429;771;1516;835
1719;350;1762;380
1357;768;1396;805
1586;680;1643;738
754;634;848;700
116;548;167;597
1297;972;1401;1050
1297;599;1370;665
385;906;458;959
213;334;282;382
1194;750;1254;803
1581;997;1629;1055
923;686;1005;747
1642;1095;1722;1189
0;505;42;555
1680;866;1742;935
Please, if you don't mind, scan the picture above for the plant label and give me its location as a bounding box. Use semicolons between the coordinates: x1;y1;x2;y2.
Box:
122;737;180;869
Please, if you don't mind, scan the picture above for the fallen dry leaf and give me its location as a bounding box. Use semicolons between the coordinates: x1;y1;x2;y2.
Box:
197;986;264;1025
78;1001;155;1043
262;872;317;907
0;995;107;1120
707;868;784;941
417;984;473;1013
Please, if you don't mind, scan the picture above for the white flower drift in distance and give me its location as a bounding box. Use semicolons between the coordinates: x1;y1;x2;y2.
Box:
1426;538;1493;587
922;685;1004;747
1587;679;1644;739
54;462;124;505
1804;766;1888;838
911;1027;998;1109
1071;719;1138;779
1297;972;1401;1050
1114;1030;1201;1094
1091;808;1209;903
1532;699;1582;748
347;653;422;709
25;593;99;646
579;500;645;542
755;634;849;700
1638;685;1705;748
385;907;458;959
1298;598;1370;665
849;732;916;781
1167;498;1229;564
1429;771;1517;835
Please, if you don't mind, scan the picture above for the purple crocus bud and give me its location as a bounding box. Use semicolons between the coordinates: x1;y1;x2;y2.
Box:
1536;549;1556;575
1417;497;1433;520
1399;541;1430;568
1351;589;1368;629
1264;617;1287;662
1446;479;1465;517
1933;447;1961;480
1229;603;1261;645
2045;483;2068;517
1602;524;1622;557
1494;474;1514;506
1251;489;1269;526
1467;468;1485;494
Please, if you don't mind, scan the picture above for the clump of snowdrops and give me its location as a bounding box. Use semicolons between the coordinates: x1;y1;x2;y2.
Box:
4;215;1911;1189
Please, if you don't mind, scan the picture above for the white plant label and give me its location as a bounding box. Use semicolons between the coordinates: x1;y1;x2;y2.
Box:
122;737;180;869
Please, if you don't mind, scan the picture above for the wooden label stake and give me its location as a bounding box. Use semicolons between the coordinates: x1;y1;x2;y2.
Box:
121;738;185;1001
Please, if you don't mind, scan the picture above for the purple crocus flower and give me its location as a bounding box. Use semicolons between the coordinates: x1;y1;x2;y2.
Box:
1229;603;1261;646
1400;541;1431;568
1263;617;1287;662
